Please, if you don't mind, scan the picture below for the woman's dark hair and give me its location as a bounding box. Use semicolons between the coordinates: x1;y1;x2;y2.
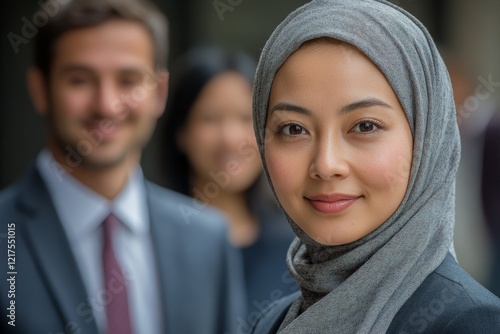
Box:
162;47;256;195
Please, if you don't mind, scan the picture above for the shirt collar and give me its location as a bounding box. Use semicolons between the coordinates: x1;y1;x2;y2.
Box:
36;149;149;240
113;167;149;235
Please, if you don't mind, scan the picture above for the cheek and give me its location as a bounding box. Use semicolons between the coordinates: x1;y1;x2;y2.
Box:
239;138;261;170
52;88;91;118
243;126;257;146
243;130;259;153
129;94;160;119
265;145;303;196
193;125;220;152
359;142;412;199
183;125;220;166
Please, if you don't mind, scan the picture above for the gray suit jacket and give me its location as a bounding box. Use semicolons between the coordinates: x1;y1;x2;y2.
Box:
251;253;500;333
0;166;246;334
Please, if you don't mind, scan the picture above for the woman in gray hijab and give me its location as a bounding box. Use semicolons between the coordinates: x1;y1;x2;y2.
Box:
251;0;500;333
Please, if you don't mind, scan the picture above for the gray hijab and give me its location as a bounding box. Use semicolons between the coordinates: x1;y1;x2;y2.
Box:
252;0;460;333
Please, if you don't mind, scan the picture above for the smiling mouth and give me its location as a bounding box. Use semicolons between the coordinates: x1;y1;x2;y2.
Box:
83;120;125;140
216;154;249;165
305;194;361;214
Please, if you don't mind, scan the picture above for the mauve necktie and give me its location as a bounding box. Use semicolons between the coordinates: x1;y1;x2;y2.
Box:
102;213;133;334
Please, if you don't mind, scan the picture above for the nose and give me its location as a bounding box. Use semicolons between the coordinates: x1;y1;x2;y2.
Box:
94;79;125;119
220;118;249;150
309;134;350;180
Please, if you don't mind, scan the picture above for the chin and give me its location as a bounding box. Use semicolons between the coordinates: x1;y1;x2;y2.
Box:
81;149;131;170
298;218;363;246
224;181;254;194
227;174;260;192
312;237;353;246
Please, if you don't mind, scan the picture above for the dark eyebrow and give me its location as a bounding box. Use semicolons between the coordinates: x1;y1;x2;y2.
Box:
119;67;151;76
269;97;392;116
59;65;150;75
340;97;392;115
269;103;312;115
58;64;94;74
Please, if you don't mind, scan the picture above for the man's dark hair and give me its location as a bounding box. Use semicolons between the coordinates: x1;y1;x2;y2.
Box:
35;0;168;79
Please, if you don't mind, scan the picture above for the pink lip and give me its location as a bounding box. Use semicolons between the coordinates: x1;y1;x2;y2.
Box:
305;193;360;214
99;126;121;140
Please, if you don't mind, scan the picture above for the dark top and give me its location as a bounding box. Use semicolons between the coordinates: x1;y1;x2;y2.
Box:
239;192;298;332
482;112;500;240
481;112;500;298
251;253;500;333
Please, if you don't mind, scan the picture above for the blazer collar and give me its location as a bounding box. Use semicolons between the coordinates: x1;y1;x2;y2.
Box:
16;165;99;333
145;181;181;333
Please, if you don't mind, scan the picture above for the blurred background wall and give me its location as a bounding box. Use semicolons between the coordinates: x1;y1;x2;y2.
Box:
1;0;499;286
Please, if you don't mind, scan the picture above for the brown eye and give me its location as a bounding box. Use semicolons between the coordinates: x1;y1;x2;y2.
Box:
68;76;91;86
359;122;374;132
351;120;382;134
281;124;306;136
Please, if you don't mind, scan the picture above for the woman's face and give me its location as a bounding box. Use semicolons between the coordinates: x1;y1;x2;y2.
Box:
178;71;262;193
265;41;413;245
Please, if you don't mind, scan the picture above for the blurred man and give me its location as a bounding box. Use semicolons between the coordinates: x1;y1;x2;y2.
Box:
0;0;245;333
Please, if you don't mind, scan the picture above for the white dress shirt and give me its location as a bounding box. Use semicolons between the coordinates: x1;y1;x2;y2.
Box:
37;150;162;334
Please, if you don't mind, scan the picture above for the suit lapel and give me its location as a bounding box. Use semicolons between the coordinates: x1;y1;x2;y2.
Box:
253;292;298;334
146;181;181;333
17;167;99;333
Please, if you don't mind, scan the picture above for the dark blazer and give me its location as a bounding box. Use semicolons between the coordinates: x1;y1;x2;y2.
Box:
482;112;500;240
0;166;246;334
240;190;298;330
482;113;500;298
251;253;500;333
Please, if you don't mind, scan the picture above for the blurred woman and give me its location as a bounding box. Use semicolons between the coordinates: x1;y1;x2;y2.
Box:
161;47;297;320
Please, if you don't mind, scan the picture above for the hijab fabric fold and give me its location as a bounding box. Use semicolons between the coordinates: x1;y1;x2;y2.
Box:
252;0;461;333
